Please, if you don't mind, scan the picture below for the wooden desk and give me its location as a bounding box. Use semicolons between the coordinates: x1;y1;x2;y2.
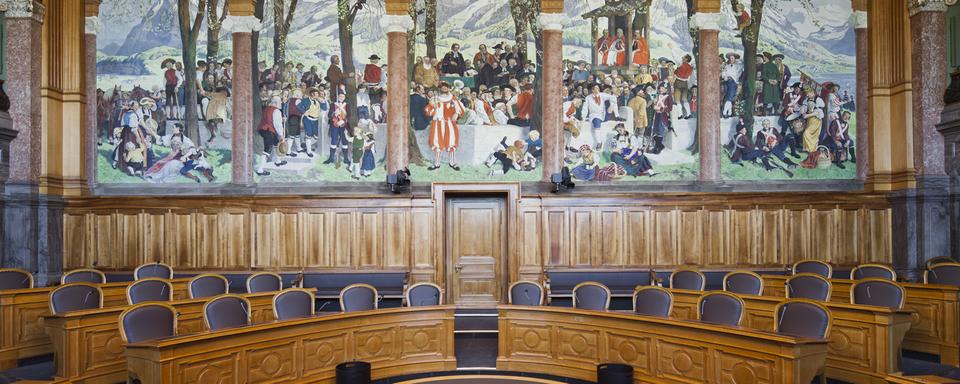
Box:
42;289;277;384
124;306;457;384
668;288;912;384
497;305;829;384
763;275;960;366
0;278;189;369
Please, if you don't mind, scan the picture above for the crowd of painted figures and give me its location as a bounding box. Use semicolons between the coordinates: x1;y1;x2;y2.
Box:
721;50;856;175
94;58;234;183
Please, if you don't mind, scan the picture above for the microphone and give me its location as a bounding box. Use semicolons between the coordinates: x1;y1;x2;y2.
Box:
83;291;93;305
317;301;332;312
160;282;167;299
777;305;786;330
523;288;532;304
866;286;872;299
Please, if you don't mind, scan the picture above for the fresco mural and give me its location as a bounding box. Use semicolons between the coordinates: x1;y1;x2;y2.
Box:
562;0;700;182
719;0;857;180
96;0;233;184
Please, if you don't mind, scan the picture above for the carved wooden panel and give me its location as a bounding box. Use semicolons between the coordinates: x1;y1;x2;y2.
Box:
302;334;348;376
544;210;568;267
400;323;444;359
245;342;297;383
623;210;649;266
300;212;327;268
605;332;652;375
176;352;238;384
354;326;396;363
165;212;194;268
702;210;726;266
558;326;599;363
599;210;622;266
653;210;676;265
81;326;125;372
716;350;774;384
570;210;594;266
827;324;873;369
358;211;382;268
383;210;409;268
656;340;707;383
508;322;552;358
333;212;354;268
678;210;702;265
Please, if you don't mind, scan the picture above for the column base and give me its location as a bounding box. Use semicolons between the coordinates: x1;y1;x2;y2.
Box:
2;182;65;286
888;176;954;281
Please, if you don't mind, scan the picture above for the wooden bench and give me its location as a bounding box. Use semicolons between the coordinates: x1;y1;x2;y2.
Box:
762;275;960;366
667;288;913;384
124;306;457;384
41;289;292;384
0;278;189;369
498;305;829;384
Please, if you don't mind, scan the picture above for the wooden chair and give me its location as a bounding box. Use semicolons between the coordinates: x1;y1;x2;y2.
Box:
723;270;764;295
203;294;252;331
697;291;744;326
127;278;173;305
61;268;106;284
134;262;173;280
50;283;103;314
405;282;442;306
340;283;378;312
119;302;177;343
572;281;611;311
508;281;545;306
273;288;316;321
632;286;673;318
246;272;283;293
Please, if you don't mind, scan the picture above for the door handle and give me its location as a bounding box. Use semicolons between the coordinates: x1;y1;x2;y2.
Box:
455;264;463;273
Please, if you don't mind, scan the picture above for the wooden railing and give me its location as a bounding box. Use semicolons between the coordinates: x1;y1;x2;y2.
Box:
0;278;189;369
762;275;960;366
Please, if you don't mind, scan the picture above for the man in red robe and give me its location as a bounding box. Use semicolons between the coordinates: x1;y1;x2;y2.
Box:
363;54;384;106
425;82;465;171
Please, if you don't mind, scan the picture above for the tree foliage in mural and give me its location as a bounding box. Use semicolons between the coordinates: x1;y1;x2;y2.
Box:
206;0;228;63
273;0;300;67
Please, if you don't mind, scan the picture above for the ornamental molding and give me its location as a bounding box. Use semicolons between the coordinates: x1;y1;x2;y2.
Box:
380;14;414;34
908;0;947;16
689;12;721;31
222;15;262;33
0;0;45;23
539;12;565;31
850;11;867;29
85;16;101;35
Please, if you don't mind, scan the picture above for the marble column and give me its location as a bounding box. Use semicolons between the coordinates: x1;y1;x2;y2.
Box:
890;0;952;281
540;13;564;181
382;15;413;175
224;16;261;186
84;16;101;188
1;0;63;286
852;10;869;182
691;13;721;183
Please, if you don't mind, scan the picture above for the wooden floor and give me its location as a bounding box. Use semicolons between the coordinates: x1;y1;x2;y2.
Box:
396;376;565;384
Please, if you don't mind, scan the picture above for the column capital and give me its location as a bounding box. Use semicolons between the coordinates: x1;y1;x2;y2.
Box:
384;0;410;16
0;0;44;23
539;12;565;31
84;0;101;17
540;0;563;13
689;12;721;31
85;16;102;35
908;0;947;16
226;0;256;16
223;15;262;33
850;10;867;29
380;14;413;33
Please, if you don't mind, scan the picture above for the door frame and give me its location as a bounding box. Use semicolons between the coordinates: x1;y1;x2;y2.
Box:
433;183;521;305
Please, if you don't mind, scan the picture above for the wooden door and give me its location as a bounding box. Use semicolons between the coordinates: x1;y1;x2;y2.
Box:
446;196;506;306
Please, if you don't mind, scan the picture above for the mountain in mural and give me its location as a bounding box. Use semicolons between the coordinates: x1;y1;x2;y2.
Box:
115;0;181;56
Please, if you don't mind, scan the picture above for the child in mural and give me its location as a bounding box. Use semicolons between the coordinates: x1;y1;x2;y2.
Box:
326;90;351;168
360;131;377;178
349;123;364;180
485;138;535;176
734;2;751;38
674;54;694;120
162;60;179;120
425;82;465;171
570;144;599;181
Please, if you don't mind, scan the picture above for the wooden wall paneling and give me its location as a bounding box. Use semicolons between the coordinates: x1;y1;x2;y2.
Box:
653;209;677;265
91;212;117;269
838;209;862;265
383;209;410;269
332;211;355;268
543;209;569;268
518;201;543;282
866;209;893;263
278;211;300;268
570;209;594;266
623;209;650;267
63;213;87;269
810;207;839;263
252;212;278;268
598;209;623;267
195;212;221;269
678;209;703;265
727;209;753;265
781;208;810;265
757;209;780;265
117;212;144;269
141;211;166;266
357;210;383;268
411;207;436;283
702;209;727;266
300;211;328;268
165;211;194;269
220;211;250;269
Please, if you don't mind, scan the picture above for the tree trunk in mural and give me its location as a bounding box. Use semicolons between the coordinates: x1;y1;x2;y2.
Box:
735;0;764;134
508;0;534;59
424;0;437;59
274;0;300;67
686;0;699;59
178;0;208;145
407;0;426;166
635;0;652;38
338;0;365;127
206;0;227;63
252;0;267;136
526;0;542;132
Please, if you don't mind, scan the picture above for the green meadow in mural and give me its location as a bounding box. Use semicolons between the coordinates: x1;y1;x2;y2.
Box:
719;0;857;180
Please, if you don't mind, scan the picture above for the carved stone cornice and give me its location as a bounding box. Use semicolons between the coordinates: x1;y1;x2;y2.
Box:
0;0;45;23
222;15;262;33
85;16;101;35
689;12;721;31
380;14;413;33
539;12;565;31
850;10;868;29
908;0;947;16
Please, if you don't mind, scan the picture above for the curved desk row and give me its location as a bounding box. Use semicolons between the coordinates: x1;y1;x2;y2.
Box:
668;288;912;384
41;289;283;384
124;305;827;384
0;278;190;369
762;275;960;366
